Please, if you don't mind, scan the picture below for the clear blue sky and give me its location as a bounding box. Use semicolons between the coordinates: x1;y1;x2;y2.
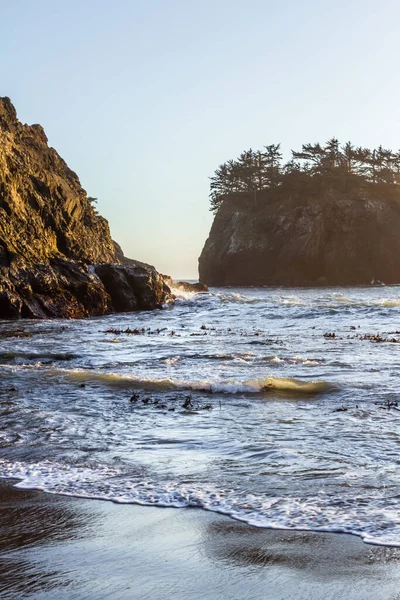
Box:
2;0;400;278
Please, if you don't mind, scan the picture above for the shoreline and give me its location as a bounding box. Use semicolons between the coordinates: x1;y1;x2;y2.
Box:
2;481;400;599
2;476;399;550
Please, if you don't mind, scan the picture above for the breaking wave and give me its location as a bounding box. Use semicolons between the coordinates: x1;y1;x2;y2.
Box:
170;287;199;302
379;299;400;307
50;368;334;395
216;292;267;304
211;291;400;311
262;355;321;366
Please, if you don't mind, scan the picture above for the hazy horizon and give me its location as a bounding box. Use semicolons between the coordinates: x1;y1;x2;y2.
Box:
3;0;400;278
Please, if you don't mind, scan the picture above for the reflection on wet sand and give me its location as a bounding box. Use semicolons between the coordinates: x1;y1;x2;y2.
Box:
203;518;400;580
0;481;94;598
3;482;400;600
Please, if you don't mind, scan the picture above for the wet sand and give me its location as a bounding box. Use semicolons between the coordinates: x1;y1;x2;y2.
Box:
1;480;400;600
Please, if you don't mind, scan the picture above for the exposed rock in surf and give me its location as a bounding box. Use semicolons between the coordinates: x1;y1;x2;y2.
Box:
175;280;208;292
0;97;173;319
162;275;208;293
95;263;170;312
199;184;400;286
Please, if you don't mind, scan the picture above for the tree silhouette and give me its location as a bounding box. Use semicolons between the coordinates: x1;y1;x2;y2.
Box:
291;142;325;175
209;139;400;211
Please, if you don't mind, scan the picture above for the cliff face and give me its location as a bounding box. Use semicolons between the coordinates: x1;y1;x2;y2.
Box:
0;97;171;318
199;186;400;286
0;97;116;265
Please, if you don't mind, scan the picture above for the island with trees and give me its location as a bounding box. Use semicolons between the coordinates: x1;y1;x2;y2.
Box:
199;139;400;286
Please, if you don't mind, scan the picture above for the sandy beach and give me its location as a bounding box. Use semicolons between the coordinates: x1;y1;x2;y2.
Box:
1;480;400;600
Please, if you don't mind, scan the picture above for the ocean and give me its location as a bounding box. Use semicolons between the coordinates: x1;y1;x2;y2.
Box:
1;286;400;546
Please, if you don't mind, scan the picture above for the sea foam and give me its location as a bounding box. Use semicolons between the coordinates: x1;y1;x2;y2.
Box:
1;458;399;547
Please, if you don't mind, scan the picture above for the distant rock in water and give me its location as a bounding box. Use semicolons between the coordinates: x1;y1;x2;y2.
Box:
199;183;400;286
162;275;208;293
175;281;208;293
0;97;172;318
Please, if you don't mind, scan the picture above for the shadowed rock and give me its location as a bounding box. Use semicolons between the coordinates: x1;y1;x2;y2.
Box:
199;185;400;286
95;263;171;311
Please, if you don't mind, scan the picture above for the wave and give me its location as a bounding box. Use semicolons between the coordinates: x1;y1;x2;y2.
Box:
50;368;334;396
215;292;267;305
379;299;400;307
215;293;305;306
163;356;180;365
256;376;333;394
170;287;199;301
318;297;400;309
1;459;398;547
262;355;321;366
170;352;255;362
0;351;79;362
164;288;400;319
213;292;374;308
274;296;305;306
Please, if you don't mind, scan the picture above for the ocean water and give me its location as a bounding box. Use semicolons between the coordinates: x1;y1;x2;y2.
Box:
1;286;400;546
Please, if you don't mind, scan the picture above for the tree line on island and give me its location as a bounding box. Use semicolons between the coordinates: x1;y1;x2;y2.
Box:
209;138;400;211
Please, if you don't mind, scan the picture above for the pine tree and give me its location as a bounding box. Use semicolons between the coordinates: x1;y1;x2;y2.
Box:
393;151;400;184
292;142;326;174
341;142;357;173
263;144;282;186
376;146;394;184
209;163;231;211
237;149;258;193
323;138;340;172
209;138;400;211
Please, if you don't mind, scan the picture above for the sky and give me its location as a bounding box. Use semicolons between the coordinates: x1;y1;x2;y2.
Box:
2;0;400;278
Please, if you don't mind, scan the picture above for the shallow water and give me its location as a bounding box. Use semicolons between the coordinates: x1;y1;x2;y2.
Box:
1;286;400;545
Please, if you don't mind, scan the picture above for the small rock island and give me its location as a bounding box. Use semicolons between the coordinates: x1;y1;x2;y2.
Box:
0;97;172;319
199;140;400;286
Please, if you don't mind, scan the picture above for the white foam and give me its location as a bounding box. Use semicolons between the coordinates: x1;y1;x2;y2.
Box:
263;355;321;367
170;287;198;301
163;356;180;365
216;292;264;305
2;458;400;547
291;355;320;366
0;459;120;492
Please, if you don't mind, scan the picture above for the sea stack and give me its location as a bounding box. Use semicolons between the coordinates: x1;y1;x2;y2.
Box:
199;146;400;286
0;97;172;318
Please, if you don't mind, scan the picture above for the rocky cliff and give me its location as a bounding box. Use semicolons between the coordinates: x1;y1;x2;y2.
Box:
0;97;172;318
199;183;400;286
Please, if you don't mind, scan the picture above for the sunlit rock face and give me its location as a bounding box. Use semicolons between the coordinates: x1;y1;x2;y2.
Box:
0;97;172;318
199;187;400;286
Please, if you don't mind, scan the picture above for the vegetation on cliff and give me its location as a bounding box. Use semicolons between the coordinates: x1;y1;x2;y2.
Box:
200;139;400;287
209;139;400;212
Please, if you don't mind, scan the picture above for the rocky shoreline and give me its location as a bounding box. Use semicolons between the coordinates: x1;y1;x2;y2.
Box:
0;253;174;320
0;97;176;319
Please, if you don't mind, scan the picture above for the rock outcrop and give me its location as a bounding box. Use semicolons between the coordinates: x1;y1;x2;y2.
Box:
162;275;208;293
199;184;400;286
0;97;172;318
175;280;208;293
